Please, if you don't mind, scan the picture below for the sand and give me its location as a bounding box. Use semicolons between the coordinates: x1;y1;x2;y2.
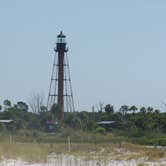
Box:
0;153;166;166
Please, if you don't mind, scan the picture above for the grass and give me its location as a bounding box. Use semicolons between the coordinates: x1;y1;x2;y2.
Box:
137;164;149;166
0;141;165;163
0;129;121;143
0;142;50;162
1;128;166;146
0;129;165;163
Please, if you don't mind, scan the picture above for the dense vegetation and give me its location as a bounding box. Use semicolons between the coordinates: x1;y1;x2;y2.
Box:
0;100;166;146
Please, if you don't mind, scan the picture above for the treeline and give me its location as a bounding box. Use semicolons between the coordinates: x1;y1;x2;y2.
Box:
0;100;166;145
63;104;166;132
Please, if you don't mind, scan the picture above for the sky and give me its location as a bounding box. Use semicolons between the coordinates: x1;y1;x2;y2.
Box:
0;0;166;111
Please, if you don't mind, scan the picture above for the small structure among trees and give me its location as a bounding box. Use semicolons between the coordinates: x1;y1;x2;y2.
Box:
97;121;116;131
45;120;58;132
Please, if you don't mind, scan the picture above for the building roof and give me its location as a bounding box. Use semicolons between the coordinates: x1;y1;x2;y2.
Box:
46;120;58;125
0;120;13;123
97;121;115;125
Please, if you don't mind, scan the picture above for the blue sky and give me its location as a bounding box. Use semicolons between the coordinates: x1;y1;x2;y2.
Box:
0;0;166;111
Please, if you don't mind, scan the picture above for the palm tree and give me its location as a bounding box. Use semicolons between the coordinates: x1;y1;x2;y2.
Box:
147;107;154;113
119;105;129;116
129;105;138;114
140;107;146;114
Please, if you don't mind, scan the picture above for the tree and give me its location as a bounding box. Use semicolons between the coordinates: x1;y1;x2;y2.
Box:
16;101;28;111
50;104;61;120
119;105;129;116
147;107;153;113
129;105;138;114
71;116;82;129
154;109;160;114
97;102;104;113
140;107;146;114
3;99;11;111
40;106;47;112
105;104;114;114
28;93;44;113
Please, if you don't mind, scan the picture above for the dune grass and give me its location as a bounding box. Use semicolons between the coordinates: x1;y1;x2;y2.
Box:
0;141;165;163
0;130;165;163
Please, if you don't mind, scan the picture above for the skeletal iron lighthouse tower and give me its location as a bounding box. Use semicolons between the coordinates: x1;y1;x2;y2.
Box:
47;31;75;119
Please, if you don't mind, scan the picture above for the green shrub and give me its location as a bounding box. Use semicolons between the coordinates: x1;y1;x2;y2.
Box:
150;138;166;146
158;138;166;146
95;127;106;134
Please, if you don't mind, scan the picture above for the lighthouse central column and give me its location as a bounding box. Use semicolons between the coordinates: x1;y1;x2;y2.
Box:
55;31;67;120
57;50;64;119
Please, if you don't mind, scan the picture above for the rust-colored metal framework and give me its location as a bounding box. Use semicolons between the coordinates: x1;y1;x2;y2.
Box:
47;31;75;119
